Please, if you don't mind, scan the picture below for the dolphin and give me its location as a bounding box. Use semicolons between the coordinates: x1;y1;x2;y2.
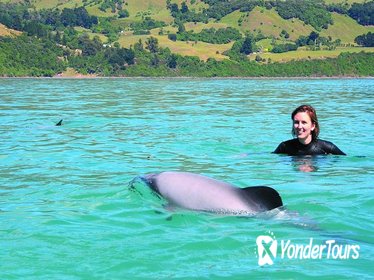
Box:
139;171;283;214
55;119;63;126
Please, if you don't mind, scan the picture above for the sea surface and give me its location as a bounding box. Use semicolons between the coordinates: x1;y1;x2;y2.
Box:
0;78;373;279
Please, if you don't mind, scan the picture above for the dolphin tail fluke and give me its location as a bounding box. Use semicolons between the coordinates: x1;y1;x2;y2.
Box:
241;186;283;211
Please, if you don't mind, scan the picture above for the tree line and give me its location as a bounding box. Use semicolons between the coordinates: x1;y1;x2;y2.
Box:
0;3;98;30
1;33;373;77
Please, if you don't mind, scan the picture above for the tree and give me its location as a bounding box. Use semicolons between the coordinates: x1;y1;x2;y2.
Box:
349;2;374;25
274;0;332;30
134;39;144;52
24;21;48;37
78;34;102;56
61;8;76;27
271;43;298;53
118;47;135;65
280;29;289;39
145;37;159;53
355;32;374;47
296;35;308;46
118;9;129;18
150;54;159;66
60;7;97;28
167;54;178;68
308;31;319;45
177;21;185;34
168;3;179;14
106;47;135;69
181;2;189;13
240;36;254;55
168;33;177;41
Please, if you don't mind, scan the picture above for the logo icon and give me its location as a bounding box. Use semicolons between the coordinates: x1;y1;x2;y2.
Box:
256;232;277;266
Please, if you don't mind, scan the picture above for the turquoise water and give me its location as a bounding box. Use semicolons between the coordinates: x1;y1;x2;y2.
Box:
0;78;373;279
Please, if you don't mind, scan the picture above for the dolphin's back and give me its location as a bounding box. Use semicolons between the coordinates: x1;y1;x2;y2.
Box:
141;172;282;214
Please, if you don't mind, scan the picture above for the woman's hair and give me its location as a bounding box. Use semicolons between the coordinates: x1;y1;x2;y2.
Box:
291;104;320;140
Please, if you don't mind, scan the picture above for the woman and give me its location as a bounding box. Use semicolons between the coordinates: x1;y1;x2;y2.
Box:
273;105;346;156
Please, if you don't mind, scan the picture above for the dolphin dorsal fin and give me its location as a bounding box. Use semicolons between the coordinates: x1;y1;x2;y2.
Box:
241;186;283;211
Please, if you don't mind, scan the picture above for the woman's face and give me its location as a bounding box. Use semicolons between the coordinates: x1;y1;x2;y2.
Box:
293;112;315;144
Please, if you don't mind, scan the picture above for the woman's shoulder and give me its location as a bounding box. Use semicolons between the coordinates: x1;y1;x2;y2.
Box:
315;138;332;144
273;138;298;154
315;139;346;155
315;139;337;147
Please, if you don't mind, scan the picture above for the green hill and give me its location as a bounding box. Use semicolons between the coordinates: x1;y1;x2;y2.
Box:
321;12;374;43
2;1;372;55
25;0;374;60
220;7;316;41
0;0;373;76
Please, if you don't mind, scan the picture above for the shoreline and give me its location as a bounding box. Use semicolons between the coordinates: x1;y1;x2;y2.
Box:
1;75;373;80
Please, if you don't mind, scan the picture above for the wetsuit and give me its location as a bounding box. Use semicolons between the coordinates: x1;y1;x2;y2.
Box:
273;138;346;156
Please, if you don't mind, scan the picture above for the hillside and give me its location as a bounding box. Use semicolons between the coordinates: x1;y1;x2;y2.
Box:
25;0;374;60
0;0;373;76
320;12;374;43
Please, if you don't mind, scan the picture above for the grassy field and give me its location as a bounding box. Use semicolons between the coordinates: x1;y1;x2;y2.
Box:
0;23;21;37
83;0;175;24
320;13;374;44
256;38;285;52
325;0;366;3
249;47;374;62
74;27;109;43
219;6;374;44
31;0;85;10
184;22;229;32
118;32;233;61
116;0;207;24
220;7;315;40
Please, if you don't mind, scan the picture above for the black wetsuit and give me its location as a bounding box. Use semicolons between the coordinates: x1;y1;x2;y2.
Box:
273;138;346;156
